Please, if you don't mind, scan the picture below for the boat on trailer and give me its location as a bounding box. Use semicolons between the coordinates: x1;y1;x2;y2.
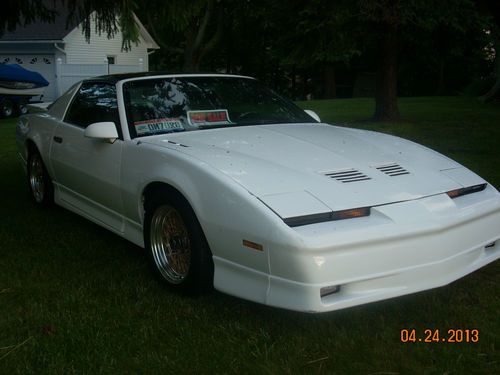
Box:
0;64;49;117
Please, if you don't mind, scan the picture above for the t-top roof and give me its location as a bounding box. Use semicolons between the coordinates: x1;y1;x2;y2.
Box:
85;72;254;84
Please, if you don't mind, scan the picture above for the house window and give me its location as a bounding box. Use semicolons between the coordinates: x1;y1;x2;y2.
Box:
107;56;116;65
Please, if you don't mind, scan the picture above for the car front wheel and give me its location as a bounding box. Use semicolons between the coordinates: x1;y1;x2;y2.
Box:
144;193;213;293
27;150;54;206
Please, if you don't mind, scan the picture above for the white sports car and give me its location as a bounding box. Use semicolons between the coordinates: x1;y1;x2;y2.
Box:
16;73;500;312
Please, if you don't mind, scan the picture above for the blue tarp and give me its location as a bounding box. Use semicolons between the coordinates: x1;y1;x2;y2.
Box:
0;64;49;87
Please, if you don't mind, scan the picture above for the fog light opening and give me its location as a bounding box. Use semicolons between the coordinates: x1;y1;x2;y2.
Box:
320;285;341;298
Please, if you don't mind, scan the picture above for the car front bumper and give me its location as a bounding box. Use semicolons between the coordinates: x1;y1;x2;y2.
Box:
214;185;500;312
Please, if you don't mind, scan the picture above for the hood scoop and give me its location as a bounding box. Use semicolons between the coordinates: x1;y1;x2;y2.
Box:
323;169;371;183
376;163;410;177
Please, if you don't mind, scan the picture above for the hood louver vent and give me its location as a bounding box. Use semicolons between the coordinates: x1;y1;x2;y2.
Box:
323;169;371;183
376;163;410;177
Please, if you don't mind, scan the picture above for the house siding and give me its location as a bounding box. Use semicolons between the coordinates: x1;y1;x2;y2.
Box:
63;13;149;68
0;12;156;101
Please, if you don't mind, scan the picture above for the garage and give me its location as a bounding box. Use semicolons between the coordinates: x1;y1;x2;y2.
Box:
0;54;56;101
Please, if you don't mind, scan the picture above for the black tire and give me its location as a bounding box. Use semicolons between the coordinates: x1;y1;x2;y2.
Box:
0;99;14;118
144;190;214;293
27;150;54;207
17;99;29;116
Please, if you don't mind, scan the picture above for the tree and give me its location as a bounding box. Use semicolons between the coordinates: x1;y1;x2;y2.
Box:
477;0;500;101
357;0;490;121
1;0;140;50
398;0;490;96
358;0;408;121
481;27;500;101
137;0;226;71
3;0;494;109
273;0;359;99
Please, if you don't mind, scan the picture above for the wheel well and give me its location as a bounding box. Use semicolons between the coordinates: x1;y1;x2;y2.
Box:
25;139;40;163
141;182;212;254
26;139;38;156
142;182;191;213
25;140;53;180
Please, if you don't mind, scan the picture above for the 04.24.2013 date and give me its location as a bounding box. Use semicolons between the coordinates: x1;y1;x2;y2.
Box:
400;329;479;343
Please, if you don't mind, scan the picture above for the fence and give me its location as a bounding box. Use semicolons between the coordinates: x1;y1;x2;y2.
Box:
55;58;145;97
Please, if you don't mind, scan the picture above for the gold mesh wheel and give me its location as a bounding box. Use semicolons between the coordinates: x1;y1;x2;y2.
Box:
149;205;191;284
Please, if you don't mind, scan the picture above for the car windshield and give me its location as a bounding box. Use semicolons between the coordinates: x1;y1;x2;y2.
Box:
122;76;316;138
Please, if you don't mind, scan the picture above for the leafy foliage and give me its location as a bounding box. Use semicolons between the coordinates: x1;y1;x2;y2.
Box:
1;0;140;51
1;1;498;112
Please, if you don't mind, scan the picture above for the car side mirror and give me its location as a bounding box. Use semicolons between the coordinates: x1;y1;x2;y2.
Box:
84;122;119;143
304;109;321;123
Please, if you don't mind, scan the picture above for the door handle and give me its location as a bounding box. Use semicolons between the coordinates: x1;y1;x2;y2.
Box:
53;136;63;144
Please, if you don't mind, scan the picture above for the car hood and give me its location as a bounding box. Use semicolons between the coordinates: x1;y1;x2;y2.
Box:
143;123;485;217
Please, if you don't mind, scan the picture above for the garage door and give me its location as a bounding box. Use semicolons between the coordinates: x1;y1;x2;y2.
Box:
0;54;57;101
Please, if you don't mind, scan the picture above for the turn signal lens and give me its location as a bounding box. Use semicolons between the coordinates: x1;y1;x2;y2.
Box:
284;207;370;227
446;184;486;199
331;207;370;220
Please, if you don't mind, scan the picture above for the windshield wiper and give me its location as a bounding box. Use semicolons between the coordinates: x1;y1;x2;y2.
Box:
197;124;236;129
197;120;298;129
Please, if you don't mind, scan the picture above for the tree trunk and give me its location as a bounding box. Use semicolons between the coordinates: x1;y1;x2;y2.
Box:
323;63;336;99
437;59;445;95
480;31;500;102
183;31;198;71
373;23;400;121
182;0;215;72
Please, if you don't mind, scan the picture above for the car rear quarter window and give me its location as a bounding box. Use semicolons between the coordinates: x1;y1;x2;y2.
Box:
64;82;121;136
48;82;80;119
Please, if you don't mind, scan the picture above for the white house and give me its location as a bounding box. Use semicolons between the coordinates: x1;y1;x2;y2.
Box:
0;10;159;101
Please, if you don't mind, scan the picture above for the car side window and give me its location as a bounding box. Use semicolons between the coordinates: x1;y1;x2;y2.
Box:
64;82;121;137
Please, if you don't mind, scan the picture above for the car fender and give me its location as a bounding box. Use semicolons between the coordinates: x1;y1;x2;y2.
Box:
16;113;58;176
121;140;293;277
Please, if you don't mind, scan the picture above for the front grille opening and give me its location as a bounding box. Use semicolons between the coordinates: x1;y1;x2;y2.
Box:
320;285;341;298
323;169;371;183
376;163;410;177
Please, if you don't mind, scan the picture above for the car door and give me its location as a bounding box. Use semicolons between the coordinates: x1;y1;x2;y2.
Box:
50;82;124;232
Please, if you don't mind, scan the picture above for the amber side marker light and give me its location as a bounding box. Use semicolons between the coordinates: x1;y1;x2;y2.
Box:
243;239;264;251
446;184;486;199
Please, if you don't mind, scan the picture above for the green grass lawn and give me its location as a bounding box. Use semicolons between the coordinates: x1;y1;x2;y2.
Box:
1;97;499;374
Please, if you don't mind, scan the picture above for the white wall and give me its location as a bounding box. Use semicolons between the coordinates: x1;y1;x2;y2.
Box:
55;61;144;96
63;12;149;68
